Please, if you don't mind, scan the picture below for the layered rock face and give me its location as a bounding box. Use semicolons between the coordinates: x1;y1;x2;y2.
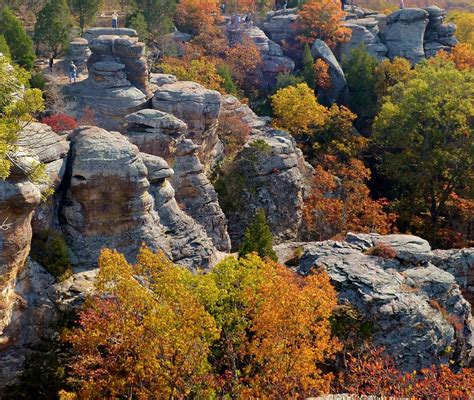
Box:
311;40;348;105
220;94;266;130
83;27;138;42
152;81;222;169
125;109;187;163
341;18;388;60
59;126;167;267
424;6;459;57
262;8;298;45
65;38;91;74
221;130;310;248
275;233;474;371
171;140;231;252
68;35;149;131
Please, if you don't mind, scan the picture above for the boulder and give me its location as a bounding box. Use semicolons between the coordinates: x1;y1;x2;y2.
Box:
275;234;473;371
340;22;388;60
170;140;231;252
220;94;266;130
262;8;299;45
383;8;429;64
58;126;167;267
152;81;222;169
311;39;348;105
125;109;187;162
65;38;91;74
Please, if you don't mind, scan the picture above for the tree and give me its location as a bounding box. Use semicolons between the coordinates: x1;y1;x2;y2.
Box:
175;0;221;36
62;247;219;399
297;0;351;48
446;11;474;46
133;0;177;35
34;0;73;57
437;43;474;71
342;46;379;117
0;7;35;70
271;82;328;135
374;56;415;103
314;58;331;90
239;208;277;261
217;63;238;95
0;54;44;180
0;35;11;59
303;159;396;241
70;0;103;34
372;58;473;240
125;11;148;41
301;43;315;88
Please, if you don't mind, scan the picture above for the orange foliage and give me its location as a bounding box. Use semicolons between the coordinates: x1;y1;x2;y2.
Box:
314;58;331;90
437;43;474;70
243;263;340;398
303;158;397;241
297;0;351;48
175;0;222;36
337;347;474;399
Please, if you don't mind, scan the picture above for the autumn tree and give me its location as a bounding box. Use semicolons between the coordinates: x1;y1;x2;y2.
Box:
314;58;331;90
175;0;221;36
373;58;473;243
437;43;474;71
297;0;351;48
239;208;277;261
62;248;219;399
373;56;415;102
34;0;73;57
446;11;474;46
0;7;35;70
271;82;328;135
303;159;396;241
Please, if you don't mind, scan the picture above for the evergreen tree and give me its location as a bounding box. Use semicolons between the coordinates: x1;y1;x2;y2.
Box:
301;43;315;89
0;35;11;59
34;0;73;57
239;208;277;261
133;0;176;35
125;11;148;41
0;7;35;70
70;0;103;34
217;63;238;95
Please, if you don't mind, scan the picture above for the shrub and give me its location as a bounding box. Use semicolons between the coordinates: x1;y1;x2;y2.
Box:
239;208;277;261
41;113;78;133
30;230;72;282
29;69;46;90
275;72;304;91
364;242;397;259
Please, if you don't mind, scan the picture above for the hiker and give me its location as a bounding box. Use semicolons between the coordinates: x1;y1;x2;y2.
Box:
48;54;54;71
283;1;288;11
341;0;346;11
399;0;404;8
220;3;226;15
69;61;77;83
235;14;241;29
112;11;118;28
244;12;252;28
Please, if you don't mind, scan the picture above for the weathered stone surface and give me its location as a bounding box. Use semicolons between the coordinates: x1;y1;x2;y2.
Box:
341;22;388;60
83;27;137;42
311;39;348;105
222;130;311;248
68;35;149;131
59;126;167;267
152;81;222;169
220;94;266;129
262;8;298;45
383;8;429;64
171;140;231;252
275;234;473;371
65;38;91;73
125;109;187;162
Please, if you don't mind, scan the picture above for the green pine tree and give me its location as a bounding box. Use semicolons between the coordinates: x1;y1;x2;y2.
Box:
239;208;277;261
34;0;73;57
0;7;35;70
301;43;315;89
0;35;11;59
125;11;148;41
217;63;238;95
70;0;103;34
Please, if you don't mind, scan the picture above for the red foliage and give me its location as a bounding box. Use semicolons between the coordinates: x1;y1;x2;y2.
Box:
337;347;474;399
41;113;78;133
365;242;397;259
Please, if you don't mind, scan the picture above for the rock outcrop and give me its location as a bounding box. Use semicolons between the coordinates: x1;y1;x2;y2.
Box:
170;140;231;252
262;8;298;45
382;8;429;64
83;27;137;42
219;94;266;130
59;126;167;267
125;109;187;163
65;38;91;74
424;6;459;57
220;130;311;248
341;19;388;60
311;39;348;105
275;233;474;371
68;35;149;131
152;81;222;169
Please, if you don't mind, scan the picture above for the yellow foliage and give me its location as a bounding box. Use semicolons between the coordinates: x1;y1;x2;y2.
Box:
271;83;328;135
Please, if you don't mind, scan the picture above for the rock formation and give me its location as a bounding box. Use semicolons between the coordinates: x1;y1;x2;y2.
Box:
152;81;223;169
311;39;348;105
65;38;91;74
83;27;138;42
341;18;388;60
59;126;167;267
125;109;188;163
171;139;231;252
262;8;298;45
275;233;473;371
220;94;266;130
424;6;459;57
220;130;311;248
68;35;149;131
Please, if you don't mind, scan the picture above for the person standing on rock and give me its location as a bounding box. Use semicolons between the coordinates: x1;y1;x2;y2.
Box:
112;11;118;28
399;0;405;8
69;61;77;83
340;0;346;11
